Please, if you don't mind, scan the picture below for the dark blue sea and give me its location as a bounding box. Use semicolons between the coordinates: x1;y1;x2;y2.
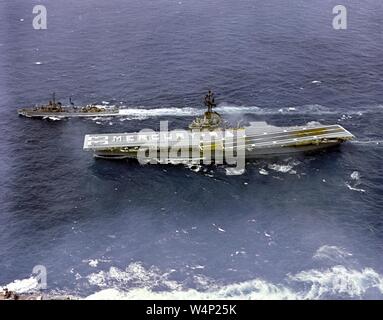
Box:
1;0;383;299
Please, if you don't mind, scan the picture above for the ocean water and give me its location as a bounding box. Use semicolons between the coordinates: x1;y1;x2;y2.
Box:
1;0;383;299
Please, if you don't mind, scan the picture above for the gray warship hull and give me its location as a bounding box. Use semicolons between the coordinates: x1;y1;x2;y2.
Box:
18;109;119;118
83;122;354;161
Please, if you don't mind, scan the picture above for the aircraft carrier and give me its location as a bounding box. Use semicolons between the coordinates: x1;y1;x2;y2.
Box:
83;91;354;162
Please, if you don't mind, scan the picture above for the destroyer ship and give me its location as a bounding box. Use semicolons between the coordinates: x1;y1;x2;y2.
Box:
83;91;354;163
18;93;119;119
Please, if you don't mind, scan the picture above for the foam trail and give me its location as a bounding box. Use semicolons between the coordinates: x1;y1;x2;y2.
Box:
119;107;199;117
290;266;383;299
346;183;366;193
86;279;297;300
85;265;383;300
56;103;383;120
4;257;383;299
313;245;353;262
1;277;39;293
115;103;334;117
352;140;383;146
345;170;366;193
83;258;383;300
268;164;294;173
